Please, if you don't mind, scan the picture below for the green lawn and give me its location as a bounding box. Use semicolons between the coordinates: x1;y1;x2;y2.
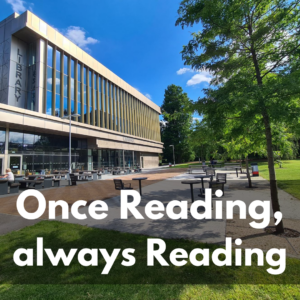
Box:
257;160;300;200
0;221;299;299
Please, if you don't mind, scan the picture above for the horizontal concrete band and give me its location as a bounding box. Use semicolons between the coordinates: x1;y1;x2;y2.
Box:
0;104;163;153
96;139;162;153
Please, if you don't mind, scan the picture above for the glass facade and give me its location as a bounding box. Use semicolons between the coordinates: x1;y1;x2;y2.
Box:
0;129;5;154
4;129;141;174
44;42;161;142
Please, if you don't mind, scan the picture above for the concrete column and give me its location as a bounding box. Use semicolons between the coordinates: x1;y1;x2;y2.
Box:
105;80;109;129
60;51;64;118
116;87;120;132
74;60;78;121
68;55;71;116
36;38;46;114
80;64;84;124
96;74;100;127
120;88;123;133
100;77;104;127
4;126;9;170
109;83;113;130
113;84;117;131
52;46;56;116
86;68;90;125
123;150;125;169
91;71;95;126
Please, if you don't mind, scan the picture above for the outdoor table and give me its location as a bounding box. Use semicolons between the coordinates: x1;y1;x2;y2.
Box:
132;177;148;196
194;174;214;196
181;180;202;203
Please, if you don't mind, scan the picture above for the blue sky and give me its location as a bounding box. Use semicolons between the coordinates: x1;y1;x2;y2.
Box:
2;0;210;119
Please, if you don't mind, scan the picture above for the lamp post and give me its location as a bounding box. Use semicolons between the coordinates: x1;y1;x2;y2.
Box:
62;113;80;174
169;145;175;166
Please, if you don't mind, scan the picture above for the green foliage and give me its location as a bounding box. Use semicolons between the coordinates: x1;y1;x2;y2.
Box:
161;84;194;163
176;0;300;231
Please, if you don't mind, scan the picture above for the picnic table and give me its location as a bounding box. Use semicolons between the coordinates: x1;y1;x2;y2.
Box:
181;180;202;203
194;174;214;197
18;179;43;190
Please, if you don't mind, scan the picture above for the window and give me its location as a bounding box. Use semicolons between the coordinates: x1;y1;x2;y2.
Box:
47;45;53;67
55;94;60;117
71;59;75;78
56;50;61;71
78;63;81;82
46;91;52;115
64;55;68;75
56;71;60;94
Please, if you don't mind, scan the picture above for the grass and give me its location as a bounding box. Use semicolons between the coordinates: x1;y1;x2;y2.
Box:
257;160;300;200
0;221;300;299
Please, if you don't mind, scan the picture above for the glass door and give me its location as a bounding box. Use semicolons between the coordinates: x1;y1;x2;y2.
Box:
9;155;22;174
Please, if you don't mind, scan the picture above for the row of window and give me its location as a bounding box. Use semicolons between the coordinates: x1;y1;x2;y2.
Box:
45;44;160;142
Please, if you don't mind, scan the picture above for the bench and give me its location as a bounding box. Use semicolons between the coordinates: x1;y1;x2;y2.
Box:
19;180;43;190
208;163;224;168
53;179;61;187
9;182;20;194
188;166;205;174
0;180;8;195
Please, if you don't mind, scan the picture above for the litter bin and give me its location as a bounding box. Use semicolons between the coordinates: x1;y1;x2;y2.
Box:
251;163;259;176
169;162;172;167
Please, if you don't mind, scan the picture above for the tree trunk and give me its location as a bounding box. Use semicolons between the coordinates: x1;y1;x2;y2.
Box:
245;155;252;188
249;31;284;234
262;111;284;233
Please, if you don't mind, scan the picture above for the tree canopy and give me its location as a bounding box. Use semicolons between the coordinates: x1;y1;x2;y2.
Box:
161;84;194;164
176;0;300;233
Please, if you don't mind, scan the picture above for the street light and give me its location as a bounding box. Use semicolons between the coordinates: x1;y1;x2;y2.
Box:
62;113;80;174
169;145;175;166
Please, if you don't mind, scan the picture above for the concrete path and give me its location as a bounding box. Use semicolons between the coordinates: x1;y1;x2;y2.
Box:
59;177;227;244
0;213;40;235
58;171;300;246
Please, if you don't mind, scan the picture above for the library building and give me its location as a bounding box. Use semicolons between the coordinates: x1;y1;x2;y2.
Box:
0;11;163;175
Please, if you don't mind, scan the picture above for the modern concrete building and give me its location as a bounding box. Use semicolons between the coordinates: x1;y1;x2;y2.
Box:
0;11;163;174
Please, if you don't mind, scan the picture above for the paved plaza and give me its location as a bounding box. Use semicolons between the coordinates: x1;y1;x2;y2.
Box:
0;167;299;257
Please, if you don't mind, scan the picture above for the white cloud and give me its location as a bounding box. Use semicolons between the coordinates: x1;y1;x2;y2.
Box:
144;93;151;99
187;72;212;86
177;67;213;86
64;26;99;51
176;68;194;75
6;0;33;14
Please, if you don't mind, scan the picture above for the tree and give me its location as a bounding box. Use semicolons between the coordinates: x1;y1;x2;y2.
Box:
190;119;225;161
176;0;300;233
161;85;194;164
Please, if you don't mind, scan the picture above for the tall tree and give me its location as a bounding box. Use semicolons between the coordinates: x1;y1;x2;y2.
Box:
161;84;193;164
176;0;300;233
